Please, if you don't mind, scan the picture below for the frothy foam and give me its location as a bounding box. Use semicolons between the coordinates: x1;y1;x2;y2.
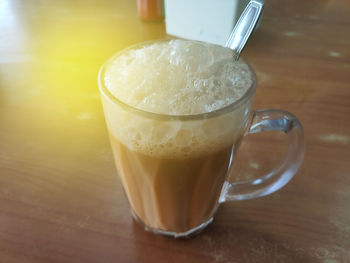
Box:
104;39;253;115
102;39;254;158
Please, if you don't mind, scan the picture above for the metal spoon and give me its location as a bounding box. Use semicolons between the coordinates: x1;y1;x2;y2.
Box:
197;0;264;78
226;0;264;60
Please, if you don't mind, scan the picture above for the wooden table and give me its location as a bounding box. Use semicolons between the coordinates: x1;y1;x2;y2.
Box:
1;0;349;262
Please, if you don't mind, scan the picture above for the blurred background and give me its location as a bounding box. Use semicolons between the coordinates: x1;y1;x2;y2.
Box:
0;0;349;262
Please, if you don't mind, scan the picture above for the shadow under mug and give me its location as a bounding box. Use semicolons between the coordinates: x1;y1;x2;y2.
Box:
98;40;305;238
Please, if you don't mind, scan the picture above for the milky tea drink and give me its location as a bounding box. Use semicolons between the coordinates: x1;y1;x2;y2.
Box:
99;39;255;234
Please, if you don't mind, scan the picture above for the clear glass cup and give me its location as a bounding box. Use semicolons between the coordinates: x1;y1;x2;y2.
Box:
98;40;305;238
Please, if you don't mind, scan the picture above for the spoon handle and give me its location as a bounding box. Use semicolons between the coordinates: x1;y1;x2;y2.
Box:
225;0;264;60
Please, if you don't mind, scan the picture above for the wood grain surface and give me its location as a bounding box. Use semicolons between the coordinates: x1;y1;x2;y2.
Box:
1;0;349;262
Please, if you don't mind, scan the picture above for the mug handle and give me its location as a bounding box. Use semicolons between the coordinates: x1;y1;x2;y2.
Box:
220;109;305;202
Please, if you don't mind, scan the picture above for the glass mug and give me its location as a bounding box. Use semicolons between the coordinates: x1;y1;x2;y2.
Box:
98;40;305;238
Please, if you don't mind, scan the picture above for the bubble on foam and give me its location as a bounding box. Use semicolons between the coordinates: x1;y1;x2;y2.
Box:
104;39;253;115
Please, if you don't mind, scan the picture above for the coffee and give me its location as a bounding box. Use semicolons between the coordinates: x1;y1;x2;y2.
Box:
101;39;254;233
110;135;232;232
